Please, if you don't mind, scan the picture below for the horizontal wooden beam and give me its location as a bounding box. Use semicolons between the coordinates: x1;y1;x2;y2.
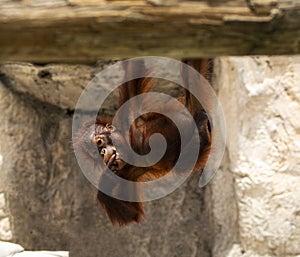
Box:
0;0;299;63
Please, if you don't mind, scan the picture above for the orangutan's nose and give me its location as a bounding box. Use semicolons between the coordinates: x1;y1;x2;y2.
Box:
100;145;116;164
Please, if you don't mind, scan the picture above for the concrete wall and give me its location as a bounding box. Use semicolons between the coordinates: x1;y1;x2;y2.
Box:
0;56;299;256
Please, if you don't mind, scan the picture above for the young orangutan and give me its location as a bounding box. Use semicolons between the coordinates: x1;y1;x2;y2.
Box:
74;59;212;226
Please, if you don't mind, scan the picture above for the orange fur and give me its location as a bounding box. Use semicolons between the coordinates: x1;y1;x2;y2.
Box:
76;59;213;226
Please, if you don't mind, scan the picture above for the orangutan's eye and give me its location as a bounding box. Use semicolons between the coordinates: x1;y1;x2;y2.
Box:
94;136;105;147
97;138;104;146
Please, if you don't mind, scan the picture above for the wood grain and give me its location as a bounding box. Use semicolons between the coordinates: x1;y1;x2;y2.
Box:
0;0;299;62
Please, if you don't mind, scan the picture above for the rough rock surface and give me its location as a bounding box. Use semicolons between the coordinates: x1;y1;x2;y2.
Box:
0;62;212;256
216;56;300;257
0;56;299;256
0;192;13;241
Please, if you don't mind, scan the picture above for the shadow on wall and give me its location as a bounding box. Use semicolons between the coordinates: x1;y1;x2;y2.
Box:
0;62;225;257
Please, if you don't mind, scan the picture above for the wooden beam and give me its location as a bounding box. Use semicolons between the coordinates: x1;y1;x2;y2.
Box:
0;0;299;63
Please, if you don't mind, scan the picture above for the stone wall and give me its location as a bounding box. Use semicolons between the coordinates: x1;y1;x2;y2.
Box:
0;192;12;241
0;62;212;257
0;56;299;257
214;56;300;257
